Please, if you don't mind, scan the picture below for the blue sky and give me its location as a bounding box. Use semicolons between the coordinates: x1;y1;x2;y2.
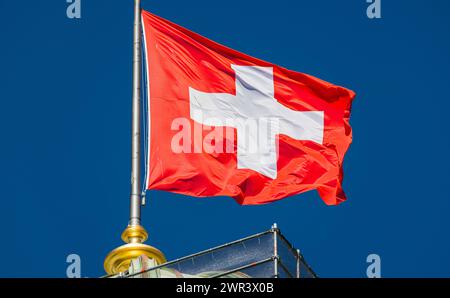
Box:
1;0;450;277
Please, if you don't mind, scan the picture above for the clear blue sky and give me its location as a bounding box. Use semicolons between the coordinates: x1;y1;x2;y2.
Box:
1;0;449;277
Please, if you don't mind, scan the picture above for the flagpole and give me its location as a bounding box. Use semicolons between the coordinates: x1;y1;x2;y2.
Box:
130;0;142;227
104;0;166;275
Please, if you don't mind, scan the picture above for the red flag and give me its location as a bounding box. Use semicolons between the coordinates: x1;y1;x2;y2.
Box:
141;11;355;205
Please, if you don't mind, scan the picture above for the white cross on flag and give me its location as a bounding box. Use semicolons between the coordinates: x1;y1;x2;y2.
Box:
142;11;355;205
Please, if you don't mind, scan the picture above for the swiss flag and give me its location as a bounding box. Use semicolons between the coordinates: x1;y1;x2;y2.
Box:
141;11;355;205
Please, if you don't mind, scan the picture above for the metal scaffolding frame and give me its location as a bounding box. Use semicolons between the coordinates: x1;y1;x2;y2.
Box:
105;225;317;278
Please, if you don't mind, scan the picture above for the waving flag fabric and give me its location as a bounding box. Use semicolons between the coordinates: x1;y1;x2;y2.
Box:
141;10;355;205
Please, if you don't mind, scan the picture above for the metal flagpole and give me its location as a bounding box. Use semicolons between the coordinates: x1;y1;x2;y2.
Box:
130;0;142;227
104;0;166;275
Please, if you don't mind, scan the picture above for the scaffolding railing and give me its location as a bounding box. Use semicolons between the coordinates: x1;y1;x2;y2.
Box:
106;225;317;278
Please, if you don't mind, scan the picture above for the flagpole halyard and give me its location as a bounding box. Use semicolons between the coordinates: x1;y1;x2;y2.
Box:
104;0;165;275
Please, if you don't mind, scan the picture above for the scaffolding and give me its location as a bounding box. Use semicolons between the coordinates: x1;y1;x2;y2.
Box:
106;225;317;278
